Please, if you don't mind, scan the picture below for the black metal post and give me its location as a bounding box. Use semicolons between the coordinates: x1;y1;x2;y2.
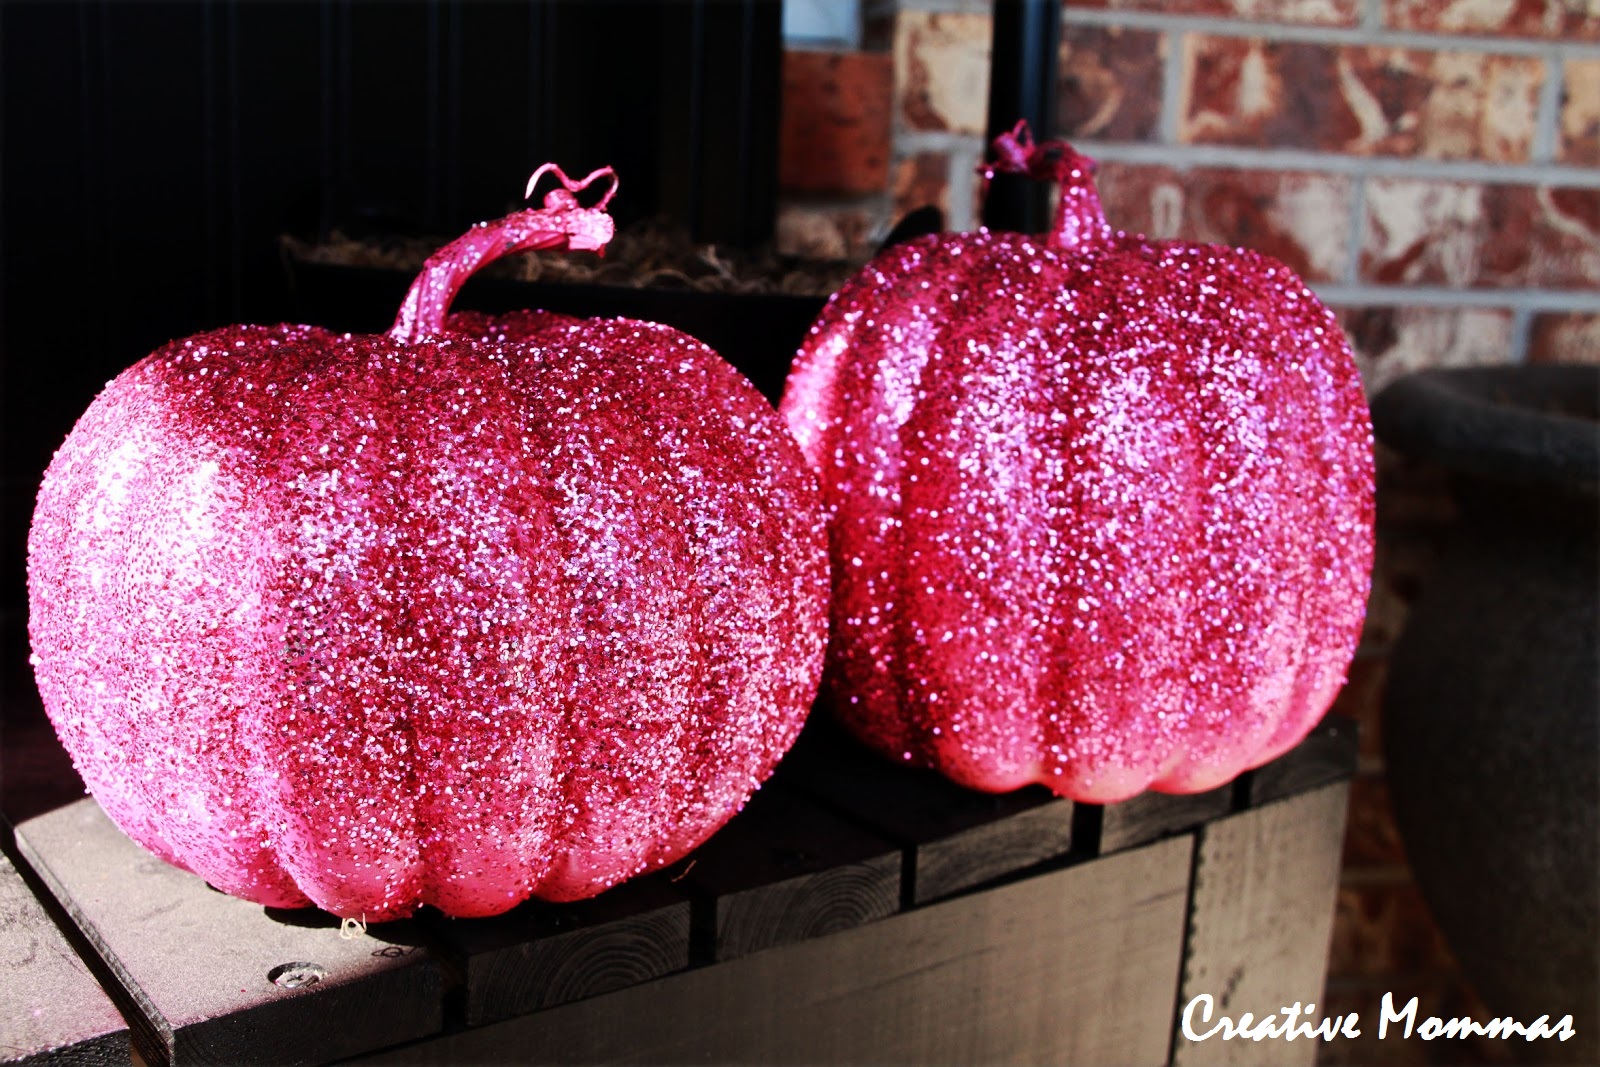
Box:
982;0;1061;233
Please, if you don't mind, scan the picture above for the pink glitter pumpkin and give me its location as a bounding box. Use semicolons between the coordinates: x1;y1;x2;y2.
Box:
780;125;1373;803
28;165;829;920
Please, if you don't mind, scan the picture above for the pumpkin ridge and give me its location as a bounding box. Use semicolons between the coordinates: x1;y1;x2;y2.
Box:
620;323;812;861
1030;264;1111;796
888;270;959;771
27;361;189;873
293;337;429;918
529;314;825;879
528;337;702;901
1143;251;1357;792
403;338;565;916
511;348;598;904
1253;298;1374;767
223;333;326;908
807;268;895;750
1129;254;1241;791
161;332;320;905
843;243;972;763
1161;262;1279;789
1250;296;1345;765
383;363;428;920
29;347;315;902
778;287;867;473
575;319;717;875
895;242;1060;788
1028;254;1197;800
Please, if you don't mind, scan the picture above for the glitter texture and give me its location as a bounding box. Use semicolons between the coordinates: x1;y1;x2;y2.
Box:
779;125;1374;803
27;166;829;920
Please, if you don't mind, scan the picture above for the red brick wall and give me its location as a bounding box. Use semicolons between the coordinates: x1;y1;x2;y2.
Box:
780;0;1600;385
778;5;1599;1065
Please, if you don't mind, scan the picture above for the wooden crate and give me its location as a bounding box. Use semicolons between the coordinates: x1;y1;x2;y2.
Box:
9;714;1354;1067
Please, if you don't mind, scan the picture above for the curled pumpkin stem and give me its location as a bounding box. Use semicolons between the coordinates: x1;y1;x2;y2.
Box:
979;120;1093;185
978;120;1111;251
525;162;619;212
390;163;619;343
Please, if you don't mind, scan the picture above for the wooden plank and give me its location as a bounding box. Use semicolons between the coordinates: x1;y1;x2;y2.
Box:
14;798;442;1067
356;834;1194;1067
1173;782;1351;1067
1098;785;1236;855
681;784;900;962
1246;714;1358;807
908;798;1077;905
782;717;1074;905
0;850;128;1065
423;875;690;1028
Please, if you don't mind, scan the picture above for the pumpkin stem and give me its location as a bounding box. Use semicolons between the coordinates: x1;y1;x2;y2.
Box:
389;164;618;343
979;121;1112;251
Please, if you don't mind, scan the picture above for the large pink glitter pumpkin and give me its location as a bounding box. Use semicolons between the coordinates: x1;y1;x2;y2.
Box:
28;165;828;920
780;125;1373;803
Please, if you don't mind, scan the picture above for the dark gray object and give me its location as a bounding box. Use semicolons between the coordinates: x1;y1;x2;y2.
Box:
1373;364;1599;1064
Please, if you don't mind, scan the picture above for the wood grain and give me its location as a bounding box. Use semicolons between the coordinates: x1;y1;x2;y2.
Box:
1173;782;1352;1067
14;799;442;1067
0;851;128;1065
356;835;1193;1067
1098;785;1236;855
1246;714;1358;807
423;874;690;1027
681;783;900;962
783;717;1074;905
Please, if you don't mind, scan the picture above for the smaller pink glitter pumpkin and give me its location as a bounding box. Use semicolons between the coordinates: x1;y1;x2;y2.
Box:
780;124;1374;803
28;165;829;920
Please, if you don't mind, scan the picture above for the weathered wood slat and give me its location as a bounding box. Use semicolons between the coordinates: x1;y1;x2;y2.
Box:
355;834;1194;1067
0;850;128;1066
14;799;443;1067
9;710;1357;1066
680;783;900;962
781;717;1074;905
1100;783;1235;857
1173;782;1352;1067
1098;784;1236;855
1246;714;1358;807
423;874;690;1028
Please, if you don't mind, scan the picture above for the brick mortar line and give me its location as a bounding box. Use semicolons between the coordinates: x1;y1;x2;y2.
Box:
1159;28;1184;145
894;0;990;15
1311;284;1600;314
1063;140;1600;187
1532;55;1566;164
1344;174;1367;287
896;129;985;154
1510;305;1537;363
1360;0;1383;32
945;141;984;232
890;128;1600;188
1057;6;1600;58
